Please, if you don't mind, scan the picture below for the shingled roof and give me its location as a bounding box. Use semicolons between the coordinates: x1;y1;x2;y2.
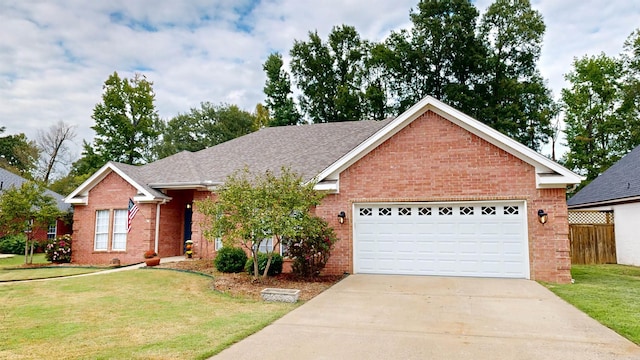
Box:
0;168;70;211
568;145;640;208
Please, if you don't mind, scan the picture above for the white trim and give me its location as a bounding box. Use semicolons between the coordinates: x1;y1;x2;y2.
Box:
64;162;160;204
315;96;583;189
154;203;161;254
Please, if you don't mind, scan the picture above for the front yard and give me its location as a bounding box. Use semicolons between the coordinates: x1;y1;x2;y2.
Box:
0;269;300;359
544;264;640;345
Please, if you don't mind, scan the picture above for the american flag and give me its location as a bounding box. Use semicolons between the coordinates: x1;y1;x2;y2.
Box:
127;198;139;232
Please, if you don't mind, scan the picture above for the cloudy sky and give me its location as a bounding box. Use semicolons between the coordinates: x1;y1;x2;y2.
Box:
1;0;639;160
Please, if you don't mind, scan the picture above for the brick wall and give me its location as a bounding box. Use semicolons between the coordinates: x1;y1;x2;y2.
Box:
317;111;571;283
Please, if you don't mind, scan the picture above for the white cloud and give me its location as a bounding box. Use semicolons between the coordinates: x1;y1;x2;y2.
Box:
1;0;638;162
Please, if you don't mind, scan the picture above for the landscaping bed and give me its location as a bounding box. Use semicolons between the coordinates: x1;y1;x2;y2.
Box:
157;259;344;301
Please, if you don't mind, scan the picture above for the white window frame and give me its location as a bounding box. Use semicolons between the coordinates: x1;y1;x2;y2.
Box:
215;238;223;251
94;210;109;251
47;222;57;240
112;209;128;251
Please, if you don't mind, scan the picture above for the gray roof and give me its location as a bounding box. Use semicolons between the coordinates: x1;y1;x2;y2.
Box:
0;168;71;211
127;120;391;189
567;145;640;207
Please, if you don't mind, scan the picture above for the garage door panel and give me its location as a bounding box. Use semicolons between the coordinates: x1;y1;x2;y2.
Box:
355;202;528;278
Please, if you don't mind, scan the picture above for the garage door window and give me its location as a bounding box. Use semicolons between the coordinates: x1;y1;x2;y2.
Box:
360;208;372;216
482;206;496;215
504;205;519;215
439;207;452;215
460;206;474;215
418;207;431;216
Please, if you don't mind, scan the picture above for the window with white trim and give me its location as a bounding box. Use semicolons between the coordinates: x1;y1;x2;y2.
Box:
254;238;274;253
47;223;57;240
215;238;223;250
94;210;109;251
112;209;128;251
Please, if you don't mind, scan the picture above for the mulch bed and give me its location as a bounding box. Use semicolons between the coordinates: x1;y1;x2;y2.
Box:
158;259;344;301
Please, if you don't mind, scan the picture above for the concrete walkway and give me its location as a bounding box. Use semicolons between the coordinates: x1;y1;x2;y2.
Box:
213;275;640;360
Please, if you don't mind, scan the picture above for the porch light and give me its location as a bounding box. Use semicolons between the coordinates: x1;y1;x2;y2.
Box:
538;209;548;224
337;211;346;224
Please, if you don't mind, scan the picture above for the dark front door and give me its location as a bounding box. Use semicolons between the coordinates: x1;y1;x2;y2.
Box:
184;203;193;253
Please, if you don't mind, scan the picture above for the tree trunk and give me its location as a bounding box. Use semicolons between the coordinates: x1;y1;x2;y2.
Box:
24;239;29;264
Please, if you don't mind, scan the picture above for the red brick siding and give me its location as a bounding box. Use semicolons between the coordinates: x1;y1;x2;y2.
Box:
71;172;157;265
317;111;571;283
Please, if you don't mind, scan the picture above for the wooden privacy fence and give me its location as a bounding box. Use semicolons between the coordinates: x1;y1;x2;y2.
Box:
568;210;616;265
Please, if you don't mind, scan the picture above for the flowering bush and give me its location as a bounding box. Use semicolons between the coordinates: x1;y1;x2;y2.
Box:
44;234;72;263
143;250;158;259
283;216;337;278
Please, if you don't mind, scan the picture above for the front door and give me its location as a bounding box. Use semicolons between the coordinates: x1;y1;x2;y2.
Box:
184;203;193;253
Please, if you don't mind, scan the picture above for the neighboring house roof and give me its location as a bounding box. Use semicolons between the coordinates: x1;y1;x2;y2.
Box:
65;96;583;205
0;168;71;212
568;145;640;208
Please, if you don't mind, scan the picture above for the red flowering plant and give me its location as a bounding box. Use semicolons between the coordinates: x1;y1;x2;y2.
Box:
282;216;337;278
44;234;72;263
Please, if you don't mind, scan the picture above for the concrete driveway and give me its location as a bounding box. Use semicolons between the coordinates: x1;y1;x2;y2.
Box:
213;275;640;360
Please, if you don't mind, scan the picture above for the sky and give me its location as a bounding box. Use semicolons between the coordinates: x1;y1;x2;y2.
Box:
1;0;639;162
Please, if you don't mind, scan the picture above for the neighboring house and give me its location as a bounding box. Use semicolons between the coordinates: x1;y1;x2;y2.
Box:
65;96;582;283
0;168;72;240
567;144;640;266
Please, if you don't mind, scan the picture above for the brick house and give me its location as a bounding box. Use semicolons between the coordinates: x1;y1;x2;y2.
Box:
0;168;72;241
65;97;582;283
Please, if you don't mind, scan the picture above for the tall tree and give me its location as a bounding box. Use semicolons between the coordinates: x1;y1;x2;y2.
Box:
263;53;301;126
372;0;486;114
155;103;255;159
0;181;61;264
290;25;368;123
619;29;640;152
84;72;159;170
253;103;271;130
478;0;553;150
562;54;626;181
36;121;77;184
0;130;39;178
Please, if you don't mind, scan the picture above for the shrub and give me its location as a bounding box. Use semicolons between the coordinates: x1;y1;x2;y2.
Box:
214;246;248;273
283;216;337;278
44;234;72;263
245;252;283;276
0;234;27;255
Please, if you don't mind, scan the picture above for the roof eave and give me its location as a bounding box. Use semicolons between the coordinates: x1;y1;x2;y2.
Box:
568;195;640;209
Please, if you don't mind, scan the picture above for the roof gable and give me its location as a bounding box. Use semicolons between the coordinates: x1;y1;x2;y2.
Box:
568;144;640;207
316;96;583;189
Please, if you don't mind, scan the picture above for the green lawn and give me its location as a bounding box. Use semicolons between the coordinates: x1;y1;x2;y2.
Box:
0;269;295;360
0;254;104;281
544;264;640;345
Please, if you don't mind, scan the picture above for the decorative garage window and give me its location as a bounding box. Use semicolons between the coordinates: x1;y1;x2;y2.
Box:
398;207;412;216
418;207;432;216
359;208;372;216
460;206;474;215
112;209;128;251
482;206;496;215
504;206;519;215
94;210;109;251
379;207;392;216
439;207;453;215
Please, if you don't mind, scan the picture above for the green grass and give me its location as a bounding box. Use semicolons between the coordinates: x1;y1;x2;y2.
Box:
0;253;49;267
544;264;640;344
0;269;295;359
0;254;104;281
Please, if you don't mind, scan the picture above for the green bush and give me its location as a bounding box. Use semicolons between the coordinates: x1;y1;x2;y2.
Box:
0;234;27;255
245;252;283;276
214;246;248;273
283;216;337;278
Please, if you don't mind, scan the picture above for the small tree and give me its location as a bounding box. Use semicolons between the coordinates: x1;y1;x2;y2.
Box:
198;167;324;279
0;181;62;264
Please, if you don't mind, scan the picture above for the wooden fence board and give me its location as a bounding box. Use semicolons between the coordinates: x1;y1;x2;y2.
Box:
569;224;616;264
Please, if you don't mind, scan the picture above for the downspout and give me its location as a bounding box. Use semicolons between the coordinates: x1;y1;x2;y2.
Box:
154;203;161;254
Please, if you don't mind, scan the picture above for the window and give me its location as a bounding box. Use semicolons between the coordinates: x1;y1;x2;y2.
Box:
215;238;223;251
112;209;128;251
418;207;432;216
439;207;453;215
94;210;109;251
255;238;274;253
460;206;474;216
359;208;372;216
378;207;392;216
482;206;496;215
399;207;412;216
47;223;57;240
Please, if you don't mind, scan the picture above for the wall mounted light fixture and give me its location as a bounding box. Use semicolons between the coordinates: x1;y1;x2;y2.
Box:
538;209;548;224
337;211;346;224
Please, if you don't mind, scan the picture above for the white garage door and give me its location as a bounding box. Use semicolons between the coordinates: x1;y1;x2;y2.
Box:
354;202;529;278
